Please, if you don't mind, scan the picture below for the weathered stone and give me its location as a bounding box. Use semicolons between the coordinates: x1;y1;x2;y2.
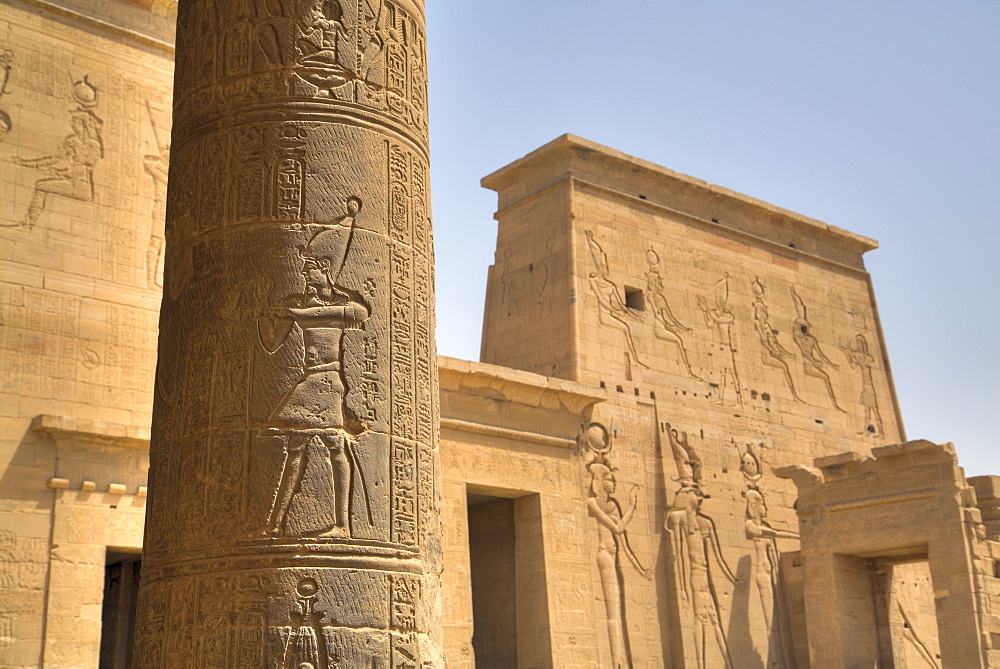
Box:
132;0;442;665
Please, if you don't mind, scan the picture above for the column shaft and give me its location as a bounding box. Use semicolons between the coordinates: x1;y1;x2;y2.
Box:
134;0;441;665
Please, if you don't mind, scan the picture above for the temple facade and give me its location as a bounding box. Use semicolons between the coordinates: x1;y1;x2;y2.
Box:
1;0;999;667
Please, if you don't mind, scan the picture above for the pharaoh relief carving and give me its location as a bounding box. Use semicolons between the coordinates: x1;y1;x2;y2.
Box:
582;422;652;669
585;231;648;369
0;50;11;142
258;197;372;539
645;248;700;380
143;100;169;289
750;278;803;403
661;423;741;669
736;444;797;668
841;333;885;435
7;76;103;230
790;288;844;412
698;273;743;406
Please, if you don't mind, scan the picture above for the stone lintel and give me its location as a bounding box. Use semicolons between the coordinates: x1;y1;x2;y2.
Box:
871;439;955;461
438;355;605;415
31;414;150;449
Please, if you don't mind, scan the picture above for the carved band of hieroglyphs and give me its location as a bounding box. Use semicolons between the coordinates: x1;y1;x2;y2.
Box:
391;437;417;547
390;243;415;439
134;569;429;666
171;0;429;137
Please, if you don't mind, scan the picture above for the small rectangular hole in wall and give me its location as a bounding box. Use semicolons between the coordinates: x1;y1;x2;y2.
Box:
616;385;623;393
624;286;645;311
815;419;823;425
761;393;771;401
599;381;606;389
994;561;1000;579
638;194;647;200
634;388;639;396
650;391;656;399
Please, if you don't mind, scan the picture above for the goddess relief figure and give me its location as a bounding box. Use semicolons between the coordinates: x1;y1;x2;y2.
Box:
738;445;797;667
259;197;371;538
583;423;652;669
8;77;103;229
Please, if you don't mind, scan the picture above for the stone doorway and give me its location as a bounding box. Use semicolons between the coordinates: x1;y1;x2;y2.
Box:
99;549;141;669
466;489;550;668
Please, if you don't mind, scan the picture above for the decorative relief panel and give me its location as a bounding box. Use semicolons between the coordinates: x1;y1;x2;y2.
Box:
137;0;439;660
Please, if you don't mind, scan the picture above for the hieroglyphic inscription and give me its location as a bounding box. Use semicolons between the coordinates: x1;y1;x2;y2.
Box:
138;0;438;660
391;437;417;546
172;0;429;139
390;244;415;438
274;124;306;220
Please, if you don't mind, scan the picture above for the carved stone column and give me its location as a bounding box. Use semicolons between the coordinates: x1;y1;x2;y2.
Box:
134;0;441;665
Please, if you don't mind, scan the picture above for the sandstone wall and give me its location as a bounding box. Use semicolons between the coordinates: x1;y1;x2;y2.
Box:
0;0;173;665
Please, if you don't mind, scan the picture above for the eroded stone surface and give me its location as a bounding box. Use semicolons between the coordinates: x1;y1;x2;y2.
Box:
134;0;442;664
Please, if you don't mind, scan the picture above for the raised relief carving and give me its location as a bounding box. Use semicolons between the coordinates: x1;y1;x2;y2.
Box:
143;100;169;289
751;278;803;403
0;50;12;142
790;288;844;412
259;197;372;538
737;444;797;668
646;249;700;379
8;76;103;230
295;0;354;96
661;423;740;669
280;578;331;667
586;231;648;369
583;422;652;669
698;272;743;406
841;333;884;435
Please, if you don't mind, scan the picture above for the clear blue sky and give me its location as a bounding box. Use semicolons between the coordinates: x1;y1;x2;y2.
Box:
424;1;1000;477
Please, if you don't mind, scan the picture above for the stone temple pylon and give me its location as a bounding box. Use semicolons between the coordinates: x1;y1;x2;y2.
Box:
133;0;442;664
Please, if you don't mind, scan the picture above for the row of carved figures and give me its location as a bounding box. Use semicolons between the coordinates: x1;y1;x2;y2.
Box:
582;420;800;668
585;231;884;435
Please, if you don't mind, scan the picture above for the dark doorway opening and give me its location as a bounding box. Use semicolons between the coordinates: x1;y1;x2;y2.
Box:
468;492;517;668
100;549;141;669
